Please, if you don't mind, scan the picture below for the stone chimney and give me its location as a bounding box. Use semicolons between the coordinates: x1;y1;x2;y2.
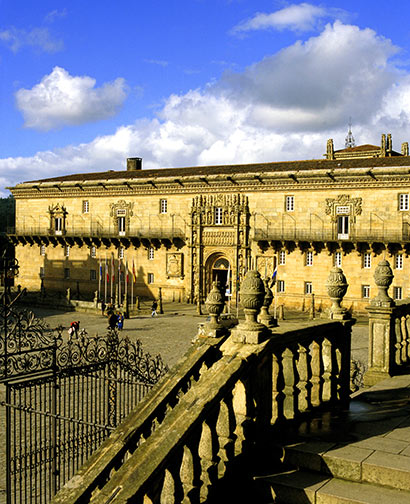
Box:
127;157;142;171
402;142;409;156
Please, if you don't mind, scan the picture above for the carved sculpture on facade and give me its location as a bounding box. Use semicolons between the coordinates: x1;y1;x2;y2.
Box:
325;194;362;222
109;200;134;230
166;253;183;278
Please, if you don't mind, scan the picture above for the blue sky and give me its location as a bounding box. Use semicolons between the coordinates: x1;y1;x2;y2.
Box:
2;0;410;196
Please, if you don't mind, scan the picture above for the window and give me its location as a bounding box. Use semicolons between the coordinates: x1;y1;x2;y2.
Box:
64;268;70;280
90;269;97;281
148;247;154;260
277;280;285;293
285;195;294;212
337;215;349;239
39;267;44;278
40;245;46;256
148;273;154;284
394;286;403;300
65;246;70;258
214;207;223;225
305;281;313;295
306;251;313;266
118;216;126;236
362;285;370;299
90;246;96;258
55;217;63;235
399;193;409;211
160;199;168;214
334;251;342;267
395;254;403;270
118;247;124;259
82;200;89;214
279;251;286;265
363;253;371;269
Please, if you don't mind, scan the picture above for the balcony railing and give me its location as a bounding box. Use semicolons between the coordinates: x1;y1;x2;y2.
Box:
253;227;410;243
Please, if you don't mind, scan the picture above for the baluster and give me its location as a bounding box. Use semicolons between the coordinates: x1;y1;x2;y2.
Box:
406;315;410;360
310;340;322;407
395;317;402;366
216;398;236;479
322;338;332;402
198;422;217;501
282;347;298;419
160;468;177;504
271;351;282;424
232;379;252;457
401;316;408;364
296;342;310;413
180;445;198;503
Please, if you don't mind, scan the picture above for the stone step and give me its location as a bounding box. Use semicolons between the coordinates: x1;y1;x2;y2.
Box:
282;438;410;492
261;469;410;504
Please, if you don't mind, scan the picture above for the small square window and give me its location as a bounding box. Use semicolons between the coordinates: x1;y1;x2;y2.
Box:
305;281;313;295
399;194;409;211
118;247;124;259
148;273;154;284
82;200;89;214
64;268;70;280
90;269;97;281
362;285;370;299
65;246;70;258
395;254;403;270
160;199;167;214
394;286;403;300
148;247;154;260
91;246;96;258
279;251;286;265
40;245;46;256
334;251;342;267
285;195;294;212
363;253;371;269
277;280;285;293
214;207;223;225
306;251;313;266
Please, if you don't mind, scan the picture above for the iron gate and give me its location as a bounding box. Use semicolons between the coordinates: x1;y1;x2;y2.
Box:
0;306;168;504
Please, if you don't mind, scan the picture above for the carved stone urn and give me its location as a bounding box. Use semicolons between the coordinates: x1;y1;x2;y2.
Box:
372;259;395;307
326;267;349;319
205;281;225;331
258;278;278;328
231;270;270;344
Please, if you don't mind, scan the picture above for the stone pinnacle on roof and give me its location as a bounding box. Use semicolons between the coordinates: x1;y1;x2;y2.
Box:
345;118;356;149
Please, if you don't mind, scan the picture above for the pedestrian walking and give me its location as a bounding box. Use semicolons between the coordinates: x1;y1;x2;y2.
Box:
117;312;124;330
101;300;106;316
151;300;158;317
108;312;117;330
70;321;80;337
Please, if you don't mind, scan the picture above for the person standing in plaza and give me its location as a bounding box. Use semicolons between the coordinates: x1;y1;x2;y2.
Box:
101;300;106;316
117;312;124;330
151;300;158;317
108;312;117;330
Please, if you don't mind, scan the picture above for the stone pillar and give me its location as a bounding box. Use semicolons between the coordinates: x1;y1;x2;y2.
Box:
326;267;350;320
231;270;269;344
364;259;396;386
258;278;278;328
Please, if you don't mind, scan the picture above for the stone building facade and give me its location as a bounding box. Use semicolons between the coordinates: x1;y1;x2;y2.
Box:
7;134;410;313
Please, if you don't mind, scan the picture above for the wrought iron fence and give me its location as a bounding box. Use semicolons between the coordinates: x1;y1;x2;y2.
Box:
0;303;168;504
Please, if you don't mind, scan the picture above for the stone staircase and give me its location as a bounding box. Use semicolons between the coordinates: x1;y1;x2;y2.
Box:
255;373;410;503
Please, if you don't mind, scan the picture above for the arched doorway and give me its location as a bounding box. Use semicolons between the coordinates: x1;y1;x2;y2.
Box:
205;253;231;297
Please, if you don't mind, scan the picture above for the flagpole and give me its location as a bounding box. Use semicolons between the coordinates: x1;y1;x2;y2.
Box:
98;257;101;302
104;254;107;304
131;259;134;310
274;253;278;319
118;257;121;308
125;257;128;313
110;253;113;304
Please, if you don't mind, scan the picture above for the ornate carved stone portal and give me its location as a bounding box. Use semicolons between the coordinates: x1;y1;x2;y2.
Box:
190;193;250;303
325;194;362;222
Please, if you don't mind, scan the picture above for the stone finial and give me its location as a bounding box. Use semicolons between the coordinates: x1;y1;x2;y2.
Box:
402;142;409;156
326;267;350;319
381;134;386;157
371;259;395;307
258;278;278;328
326;139;334;160
201;281;226;337
231;270;269;344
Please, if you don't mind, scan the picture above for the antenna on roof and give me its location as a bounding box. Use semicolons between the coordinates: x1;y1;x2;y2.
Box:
345;118;356;148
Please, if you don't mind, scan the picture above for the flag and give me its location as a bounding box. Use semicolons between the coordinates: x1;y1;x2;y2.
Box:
99;259;102;280
132;259;136;283
125;260;129;283
225;263;231;296
111;255;115;282
270;266;278;288
106;258;109;283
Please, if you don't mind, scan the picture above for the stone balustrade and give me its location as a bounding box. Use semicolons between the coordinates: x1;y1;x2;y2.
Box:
365;259;410;386
53;270;354;504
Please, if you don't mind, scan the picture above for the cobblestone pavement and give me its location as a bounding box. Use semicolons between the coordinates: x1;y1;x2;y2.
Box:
0;303;369;500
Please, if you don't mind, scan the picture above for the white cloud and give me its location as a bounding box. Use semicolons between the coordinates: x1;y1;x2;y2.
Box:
15;67;129;131
144;59;169;67
232;2;347;34
2;22;410;196
0;26;63;53
44;9;68;24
